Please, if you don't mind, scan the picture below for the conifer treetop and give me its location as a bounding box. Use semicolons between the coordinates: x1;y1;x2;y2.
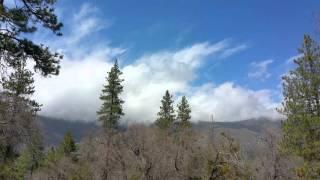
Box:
177;96;191;129
97;59;124;130
155;90;176;129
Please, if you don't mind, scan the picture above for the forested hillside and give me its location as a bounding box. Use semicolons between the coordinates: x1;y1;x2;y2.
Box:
38;116;280;146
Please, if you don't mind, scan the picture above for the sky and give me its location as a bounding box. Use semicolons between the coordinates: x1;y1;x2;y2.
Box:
23;0;320;122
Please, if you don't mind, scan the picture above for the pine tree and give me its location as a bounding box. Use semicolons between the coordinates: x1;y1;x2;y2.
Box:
0;57;43;179
0;58;40;163
97;59;124;130
2;58;40;113
280;35;320;178
155;90;176;129
0;0;63;76
177;96;191;129
58;131;76;156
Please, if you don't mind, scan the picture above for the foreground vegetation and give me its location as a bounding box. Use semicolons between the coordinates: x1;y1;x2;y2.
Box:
1;0;320;179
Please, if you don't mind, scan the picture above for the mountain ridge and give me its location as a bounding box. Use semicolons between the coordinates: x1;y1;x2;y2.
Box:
37;116;281;145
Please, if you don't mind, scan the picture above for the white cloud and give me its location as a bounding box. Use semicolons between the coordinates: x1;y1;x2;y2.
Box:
120;41;229;123
33;41;228;121
33;47;121;121
188;83;280;122
31;3;281;123
33;41;281;122
248;59;274;81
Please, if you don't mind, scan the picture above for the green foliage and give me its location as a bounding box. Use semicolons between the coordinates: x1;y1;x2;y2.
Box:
0;5;60;167
67;162;94;180
280;35;320;178
44;147;58;163
42;132;75;168
2;59;41;112
13;147;41;179
0;161;16;180
295;162;320;179
42;147;61;167
37;134;79;178
37;148;94;179
129;175;140;180
58;131;76;156
155;90;176;129
177;96;192;129
0;57;41;165
0;0;63;76
0;141;44;180
97;59;125;130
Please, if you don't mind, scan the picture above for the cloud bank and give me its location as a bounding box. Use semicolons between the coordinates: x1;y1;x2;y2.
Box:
33;42;280;122
32;3;281;123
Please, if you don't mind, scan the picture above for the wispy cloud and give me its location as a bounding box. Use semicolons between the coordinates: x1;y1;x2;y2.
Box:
248;59;274;81
32;3;112;54
220;44;248;58
66;3;110;45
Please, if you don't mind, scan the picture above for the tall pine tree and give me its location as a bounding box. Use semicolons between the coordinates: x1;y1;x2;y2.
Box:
2;58;40;113
155;90;176;129
280;35;320;178
177;96;191;129
0;57;41;162
97;59;124;130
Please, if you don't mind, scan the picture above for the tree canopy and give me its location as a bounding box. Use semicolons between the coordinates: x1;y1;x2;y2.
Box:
0;0;63;76
280;35;320;178
155;90;176;129
177;96;192;129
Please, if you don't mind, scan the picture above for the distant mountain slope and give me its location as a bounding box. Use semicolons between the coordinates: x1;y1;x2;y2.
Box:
195;119;282;159
37;116;98;145
195;118;281;133
37;116;281;148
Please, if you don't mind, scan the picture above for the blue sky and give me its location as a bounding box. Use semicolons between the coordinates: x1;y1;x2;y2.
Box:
29;0;320;122
59;0;318;89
